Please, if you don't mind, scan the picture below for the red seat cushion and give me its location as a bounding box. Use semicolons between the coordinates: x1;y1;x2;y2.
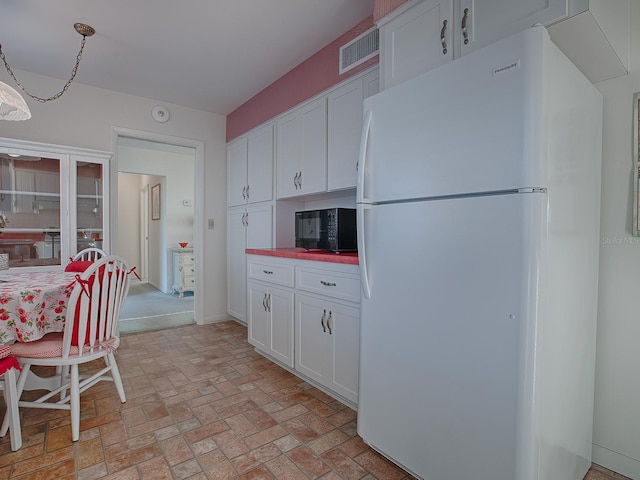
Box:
64;261;93;273
0;356;20;375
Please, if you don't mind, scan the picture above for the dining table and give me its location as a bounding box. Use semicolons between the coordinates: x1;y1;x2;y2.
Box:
0;270;79;346
0;270;80;391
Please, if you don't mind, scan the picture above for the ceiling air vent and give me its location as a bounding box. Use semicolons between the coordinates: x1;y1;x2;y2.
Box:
339;27;379;74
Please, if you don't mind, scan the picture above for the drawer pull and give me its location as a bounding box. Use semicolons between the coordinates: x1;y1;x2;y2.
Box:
263;270;273;275
321;309;326;333
327;311;332;335
320;280;336;287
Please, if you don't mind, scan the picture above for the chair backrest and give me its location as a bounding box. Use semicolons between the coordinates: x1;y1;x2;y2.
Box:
72;247;106;262
63;255;131;357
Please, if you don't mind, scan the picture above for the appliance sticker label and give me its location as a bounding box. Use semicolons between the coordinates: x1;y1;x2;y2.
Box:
492;60;520;77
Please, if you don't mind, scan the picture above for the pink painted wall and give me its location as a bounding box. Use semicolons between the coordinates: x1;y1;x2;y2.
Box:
226;16;378;142
373;0;408;22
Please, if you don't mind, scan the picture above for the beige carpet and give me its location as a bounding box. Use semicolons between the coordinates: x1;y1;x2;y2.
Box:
119;282;195;334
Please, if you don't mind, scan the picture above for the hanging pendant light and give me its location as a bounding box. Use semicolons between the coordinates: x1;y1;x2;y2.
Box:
0;23;95;121
0;80;31;120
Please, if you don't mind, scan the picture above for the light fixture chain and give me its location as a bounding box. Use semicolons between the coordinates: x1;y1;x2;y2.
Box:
0;35;88;103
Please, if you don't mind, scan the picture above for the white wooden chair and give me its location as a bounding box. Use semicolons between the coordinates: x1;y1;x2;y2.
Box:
0;355;22;451
71;247;106;263
3;255;130;442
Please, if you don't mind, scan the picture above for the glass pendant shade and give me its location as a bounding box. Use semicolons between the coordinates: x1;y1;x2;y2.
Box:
0;81;31;121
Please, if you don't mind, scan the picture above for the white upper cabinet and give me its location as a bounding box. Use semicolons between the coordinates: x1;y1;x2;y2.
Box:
247;124;274;204
328;79;363;191
378;0;626;89
227;137;248;207
276;98;327;199
547;0;630;84
327;70;379;192
227;123;274;207
379;0;454;90
457;0;569;58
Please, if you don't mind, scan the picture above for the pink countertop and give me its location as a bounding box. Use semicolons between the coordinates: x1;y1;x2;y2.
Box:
246;248;359;265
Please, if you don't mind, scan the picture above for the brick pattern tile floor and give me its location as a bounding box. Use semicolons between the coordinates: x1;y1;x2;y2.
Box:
0;321;629;479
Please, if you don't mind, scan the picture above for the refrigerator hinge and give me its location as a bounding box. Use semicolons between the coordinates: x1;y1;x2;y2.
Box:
517;187;547;194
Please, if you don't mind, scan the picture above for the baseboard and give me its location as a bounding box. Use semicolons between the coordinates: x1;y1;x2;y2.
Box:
592;444;640;479
199;313;234;324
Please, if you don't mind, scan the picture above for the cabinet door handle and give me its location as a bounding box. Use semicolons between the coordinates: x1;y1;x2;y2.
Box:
298;171;302;189
244;212;249;226
242;185;247;199
327;311;332;335
320;309;326;333
441;19;448;55
320;280;337;287
266;294;271;312
246;184;250;200
293;172;299;189
262;293;267;311
461;8;469;45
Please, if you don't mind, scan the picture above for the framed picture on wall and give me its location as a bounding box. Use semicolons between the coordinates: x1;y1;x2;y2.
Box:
151;183;161;221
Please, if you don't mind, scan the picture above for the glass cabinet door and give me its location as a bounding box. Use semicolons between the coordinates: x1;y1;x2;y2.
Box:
0;153;62;267
74;159;106;255
0;139;111;270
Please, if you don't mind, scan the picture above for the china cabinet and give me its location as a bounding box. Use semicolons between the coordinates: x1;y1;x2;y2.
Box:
0;137;110;269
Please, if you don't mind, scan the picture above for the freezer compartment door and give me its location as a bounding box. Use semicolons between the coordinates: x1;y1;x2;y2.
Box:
357;192;544;480
361;27;550;203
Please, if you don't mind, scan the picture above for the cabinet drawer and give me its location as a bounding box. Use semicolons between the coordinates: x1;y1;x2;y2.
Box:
180;264;195;277
248;260;294;287
181;254;195;266
296;267;360;303
183;276;195;287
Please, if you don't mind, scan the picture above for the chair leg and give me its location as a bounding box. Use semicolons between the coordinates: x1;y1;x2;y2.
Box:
0;363;30;438
57;365;70;400
2;368;22;451
70;364;80;442
107;353;126;403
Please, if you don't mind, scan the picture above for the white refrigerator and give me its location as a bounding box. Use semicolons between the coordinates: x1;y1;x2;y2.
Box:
356;27;602;480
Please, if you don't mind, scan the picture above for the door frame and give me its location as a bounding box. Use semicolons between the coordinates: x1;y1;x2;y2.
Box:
140;183;149;281
111;127;204;325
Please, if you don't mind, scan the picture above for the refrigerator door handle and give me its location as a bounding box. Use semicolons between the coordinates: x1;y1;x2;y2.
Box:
357;203;372;299
357;110;372;204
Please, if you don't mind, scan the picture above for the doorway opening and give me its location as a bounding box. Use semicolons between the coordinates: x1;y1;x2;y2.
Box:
111;128;204;328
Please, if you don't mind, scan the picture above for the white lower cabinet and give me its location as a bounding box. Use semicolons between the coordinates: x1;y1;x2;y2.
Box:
295;294;360;404
247;254;360;406
248;281;294;368
227;203;273;323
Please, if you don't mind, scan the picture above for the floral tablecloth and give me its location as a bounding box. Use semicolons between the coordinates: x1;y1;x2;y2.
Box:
0;271;79;344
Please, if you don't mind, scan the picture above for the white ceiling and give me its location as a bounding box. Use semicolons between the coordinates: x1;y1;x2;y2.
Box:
0;0;373;116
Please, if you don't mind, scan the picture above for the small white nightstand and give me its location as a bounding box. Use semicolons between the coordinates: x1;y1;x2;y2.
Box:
171;248;195;297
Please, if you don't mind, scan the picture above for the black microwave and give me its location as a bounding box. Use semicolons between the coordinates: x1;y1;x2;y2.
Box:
295;208;357;252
